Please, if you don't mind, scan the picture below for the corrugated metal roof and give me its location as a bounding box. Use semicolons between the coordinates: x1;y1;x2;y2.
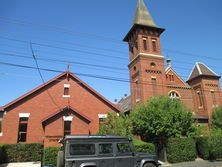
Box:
117;96;131;113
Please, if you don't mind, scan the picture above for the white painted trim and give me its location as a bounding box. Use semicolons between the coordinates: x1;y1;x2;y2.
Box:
64;84;70;88
139;53;163;58
63;116;73;121
0;132;2;136
98;114;107;119
196;63;202;75
19;113;30;118
63;95;71;98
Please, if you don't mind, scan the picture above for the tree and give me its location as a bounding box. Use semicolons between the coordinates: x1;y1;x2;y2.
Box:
99;112;132;137
131;96;194;141
131;96;194;161
211;106;222;129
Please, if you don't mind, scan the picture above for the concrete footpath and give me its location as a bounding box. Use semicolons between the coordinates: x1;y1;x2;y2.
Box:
161;158;222;167
0;162;41;167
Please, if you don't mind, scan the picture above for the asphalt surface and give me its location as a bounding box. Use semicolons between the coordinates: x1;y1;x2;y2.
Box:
162;159;222;167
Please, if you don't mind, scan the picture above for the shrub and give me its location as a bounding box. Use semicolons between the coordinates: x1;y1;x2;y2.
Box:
0;143;43;163
0;145;4;163
44;147;61;166
208;130;222;160
167;138;196;163
133;139;155;154
196;137;210;160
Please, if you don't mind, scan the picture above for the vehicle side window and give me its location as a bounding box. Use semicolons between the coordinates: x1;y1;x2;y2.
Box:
99;143;113;154
117;143;132;154
70;144;95;155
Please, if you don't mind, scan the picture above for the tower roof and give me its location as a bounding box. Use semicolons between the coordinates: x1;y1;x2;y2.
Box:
187;62;220;81
133;0;158;28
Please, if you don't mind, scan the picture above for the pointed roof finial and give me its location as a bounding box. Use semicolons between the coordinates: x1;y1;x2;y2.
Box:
166;57;172;68
133;0;157;27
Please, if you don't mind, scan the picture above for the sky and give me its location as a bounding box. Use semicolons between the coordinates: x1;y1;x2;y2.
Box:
0;0;222;106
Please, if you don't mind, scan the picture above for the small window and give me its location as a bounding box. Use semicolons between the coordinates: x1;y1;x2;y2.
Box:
143;37;148;50
99;143;113;154
70;144;95;155
150;62;156;68
197;91;203;108
64;87;69;96
117;143;132;154
64;121;71;136
18;117;29;142
133;66;137;71
211;90;217;107
169;74;174;82
152;39;157;52
169;91;180;100
135;40;138;50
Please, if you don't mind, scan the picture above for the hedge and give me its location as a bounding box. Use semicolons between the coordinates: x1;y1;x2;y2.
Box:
0;143;43;163
167;138;197;163
197;131;222;160
0;145;3;163
196;137;210;160
44;147;61;166
133;139;155;154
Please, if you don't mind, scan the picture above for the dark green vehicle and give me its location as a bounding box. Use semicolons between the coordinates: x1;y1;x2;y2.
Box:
57;135;160;167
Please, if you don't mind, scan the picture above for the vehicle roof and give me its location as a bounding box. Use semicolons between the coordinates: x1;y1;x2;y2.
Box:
64;135;129;140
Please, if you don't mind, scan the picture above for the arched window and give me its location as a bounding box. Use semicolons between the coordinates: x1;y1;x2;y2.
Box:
169;91;180;100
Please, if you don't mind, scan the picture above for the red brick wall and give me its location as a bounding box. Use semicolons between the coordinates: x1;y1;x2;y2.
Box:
0;74;118;147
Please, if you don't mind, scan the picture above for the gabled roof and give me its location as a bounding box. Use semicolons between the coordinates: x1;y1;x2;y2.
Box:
187;62;220;82
117;96;131;113
133;0;157;28
42;106;92;125
165;66;190;87
3;72;120;113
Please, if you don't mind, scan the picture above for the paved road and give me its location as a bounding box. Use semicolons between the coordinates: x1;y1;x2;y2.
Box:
162;159;222;167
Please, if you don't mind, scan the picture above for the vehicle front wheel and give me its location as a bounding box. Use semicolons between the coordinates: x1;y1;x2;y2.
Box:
143;162;156;167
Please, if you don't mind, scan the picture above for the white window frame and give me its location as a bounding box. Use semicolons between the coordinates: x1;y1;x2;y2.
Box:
63;116;73;121
19;113;30;118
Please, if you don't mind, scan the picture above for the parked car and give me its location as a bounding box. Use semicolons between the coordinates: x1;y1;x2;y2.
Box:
57;135;160;167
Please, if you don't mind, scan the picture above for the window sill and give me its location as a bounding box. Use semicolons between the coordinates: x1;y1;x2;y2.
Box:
63;95;70;98
0;133;3;136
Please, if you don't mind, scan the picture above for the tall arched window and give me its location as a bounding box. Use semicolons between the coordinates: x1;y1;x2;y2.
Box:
169;91;180;100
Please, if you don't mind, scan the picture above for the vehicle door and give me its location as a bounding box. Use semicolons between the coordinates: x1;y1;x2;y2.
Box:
115;142;135;167
97;143;115;167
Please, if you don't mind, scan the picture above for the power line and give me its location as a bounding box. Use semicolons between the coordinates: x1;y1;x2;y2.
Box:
0;35;126;60
30;43;61;110
0;17;124;45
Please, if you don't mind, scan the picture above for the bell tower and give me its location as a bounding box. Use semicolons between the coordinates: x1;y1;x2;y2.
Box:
123;0;166;107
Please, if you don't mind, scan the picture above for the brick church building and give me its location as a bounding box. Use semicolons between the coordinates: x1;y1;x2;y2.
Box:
119;0;222;124
0;0;221;147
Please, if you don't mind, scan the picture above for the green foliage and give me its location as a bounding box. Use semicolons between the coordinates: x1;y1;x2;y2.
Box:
196;130;222;160
193;125;210;138
0;143;43;163
133;139;155;154
166;138;196;163
196;137;210;160
99;113;132;137
212;106;222;129
44;147;60;166
0;145;4;163
208;129;222;160
131;96;194;142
